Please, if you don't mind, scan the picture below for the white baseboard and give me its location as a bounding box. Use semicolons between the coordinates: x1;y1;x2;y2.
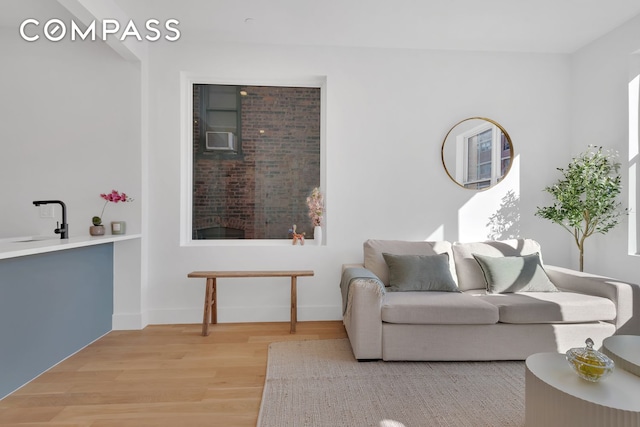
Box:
146;305;342;325
147;308;201;325
298;305;343;321
112;312;146;330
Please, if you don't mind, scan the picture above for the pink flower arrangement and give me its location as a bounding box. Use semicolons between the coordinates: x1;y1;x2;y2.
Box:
92;190;134;226
306;187;324;227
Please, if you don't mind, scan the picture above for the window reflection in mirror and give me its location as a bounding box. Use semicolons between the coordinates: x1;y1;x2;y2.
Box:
441;117;513;190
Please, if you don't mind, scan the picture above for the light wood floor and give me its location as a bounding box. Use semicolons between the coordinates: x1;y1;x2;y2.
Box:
0;321;347;426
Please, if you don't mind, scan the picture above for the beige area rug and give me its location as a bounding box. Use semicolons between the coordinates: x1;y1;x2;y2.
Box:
258;339;525;427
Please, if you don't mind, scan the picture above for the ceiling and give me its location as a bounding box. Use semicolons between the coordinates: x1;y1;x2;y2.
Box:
4;0;640;53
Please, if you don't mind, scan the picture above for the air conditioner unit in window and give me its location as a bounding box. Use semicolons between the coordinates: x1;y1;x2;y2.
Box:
205;131;236;151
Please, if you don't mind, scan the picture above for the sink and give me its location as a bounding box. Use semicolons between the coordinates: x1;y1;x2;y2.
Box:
0;236;57;243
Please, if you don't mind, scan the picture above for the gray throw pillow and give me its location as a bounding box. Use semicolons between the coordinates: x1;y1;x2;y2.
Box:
472;253;559;294
382;253;459;292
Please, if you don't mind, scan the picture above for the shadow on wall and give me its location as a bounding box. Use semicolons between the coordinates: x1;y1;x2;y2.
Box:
486;190;520;240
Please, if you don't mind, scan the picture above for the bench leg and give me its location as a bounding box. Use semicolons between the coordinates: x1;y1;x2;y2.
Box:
211;278;217;324
202;278;217;336
290;276;297;333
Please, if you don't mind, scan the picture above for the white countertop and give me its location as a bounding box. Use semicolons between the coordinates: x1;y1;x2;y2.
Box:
0;234;142;260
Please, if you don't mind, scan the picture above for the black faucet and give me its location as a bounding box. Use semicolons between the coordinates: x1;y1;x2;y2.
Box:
33;200;68;239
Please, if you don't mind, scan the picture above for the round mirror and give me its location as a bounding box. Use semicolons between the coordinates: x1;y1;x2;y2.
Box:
441;117;513;190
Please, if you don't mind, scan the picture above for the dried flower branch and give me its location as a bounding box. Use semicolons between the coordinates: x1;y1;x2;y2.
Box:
306;187;324;227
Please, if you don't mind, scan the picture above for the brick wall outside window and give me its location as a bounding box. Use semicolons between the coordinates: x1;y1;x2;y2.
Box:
193;85;321;239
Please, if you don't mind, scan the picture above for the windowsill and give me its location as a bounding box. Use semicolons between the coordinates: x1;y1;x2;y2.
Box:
184;239;323;247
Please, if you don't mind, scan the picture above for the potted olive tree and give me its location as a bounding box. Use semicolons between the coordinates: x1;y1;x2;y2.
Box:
535;146;627;271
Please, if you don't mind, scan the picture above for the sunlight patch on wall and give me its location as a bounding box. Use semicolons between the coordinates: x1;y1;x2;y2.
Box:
457;155;520;242
425;224;445;241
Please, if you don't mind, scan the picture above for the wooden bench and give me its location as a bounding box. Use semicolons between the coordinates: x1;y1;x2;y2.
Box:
187;270;315;336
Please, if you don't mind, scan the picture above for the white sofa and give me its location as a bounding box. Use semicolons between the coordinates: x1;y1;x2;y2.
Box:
340;239;640;361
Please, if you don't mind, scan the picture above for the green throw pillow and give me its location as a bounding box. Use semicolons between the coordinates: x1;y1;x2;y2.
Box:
382;253;459;292
472;253;559;294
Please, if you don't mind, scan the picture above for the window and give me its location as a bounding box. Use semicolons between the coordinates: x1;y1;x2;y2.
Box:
190;84;321;240
459;122;510;189
629;66;639;254
195;85;242;159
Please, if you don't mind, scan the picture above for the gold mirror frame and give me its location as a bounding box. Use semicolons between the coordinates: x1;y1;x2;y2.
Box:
440;117;514;190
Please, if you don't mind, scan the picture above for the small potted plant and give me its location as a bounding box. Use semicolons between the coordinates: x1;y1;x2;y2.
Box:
90;190;133;236
90;215;106;236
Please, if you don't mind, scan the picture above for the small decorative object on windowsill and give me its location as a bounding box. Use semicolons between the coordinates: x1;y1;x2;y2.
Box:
289;224;305;245
313;225;322;246
111;221;126;235
307;187;324;246
91;190;133;236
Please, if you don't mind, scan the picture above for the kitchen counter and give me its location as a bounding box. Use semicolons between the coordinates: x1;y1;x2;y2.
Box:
0;233;144;398
0;237;138;398
0;234;141;260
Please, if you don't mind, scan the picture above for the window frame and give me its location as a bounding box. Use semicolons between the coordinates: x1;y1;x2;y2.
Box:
629;53;640;255
180;73;326;246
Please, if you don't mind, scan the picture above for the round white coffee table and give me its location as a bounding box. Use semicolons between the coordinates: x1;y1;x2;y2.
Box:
525;352;640;427
603;335;640;377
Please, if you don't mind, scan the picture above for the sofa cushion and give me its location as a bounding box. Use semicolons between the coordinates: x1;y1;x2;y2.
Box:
381;292;499;324
383;253;459;292
364;240;457;287
452;239;543;291
476;292;616;324
473;253;558;294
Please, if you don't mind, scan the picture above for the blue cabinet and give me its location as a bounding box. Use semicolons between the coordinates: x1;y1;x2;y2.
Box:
0;244;113;398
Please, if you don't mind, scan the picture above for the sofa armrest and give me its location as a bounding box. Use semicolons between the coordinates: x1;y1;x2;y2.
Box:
342;263;365;272
545;265;640;334
340;267;385;360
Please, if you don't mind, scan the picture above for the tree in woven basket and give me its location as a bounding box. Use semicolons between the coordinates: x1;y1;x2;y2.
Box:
535;146;627;272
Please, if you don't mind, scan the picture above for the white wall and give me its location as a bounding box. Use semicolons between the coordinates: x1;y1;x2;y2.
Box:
0;25;141;239
569;14;640;281
144;41;574;324
0;4;635;329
